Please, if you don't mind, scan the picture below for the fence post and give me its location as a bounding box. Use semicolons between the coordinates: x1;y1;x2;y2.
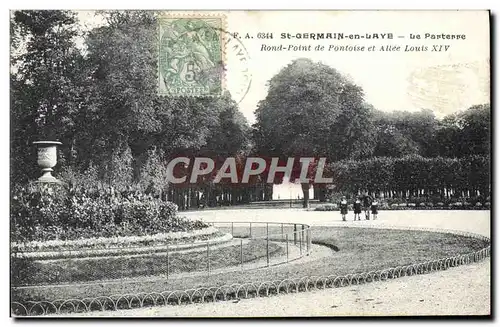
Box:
207;241;210;276
286;234;289;263
294;224;297;245
240;239;243;269
231;222;234;236
301;225;305;254
309;229;312;254
267;223;270;266
166;245;170;279
307;229;310;255
305;229;309;255
281;223;284;241
249;222;252;238
299;230;303;255
266;235;270;267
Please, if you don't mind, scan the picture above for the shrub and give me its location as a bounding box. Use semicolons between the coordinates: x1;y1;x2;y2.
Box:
315;203;338;211
11;183;207;243
325;192;345;204
11;183;68;242
386;198;402;206
436;202;444;207
475;202;483;207
326;155;490;200
408;197;429;205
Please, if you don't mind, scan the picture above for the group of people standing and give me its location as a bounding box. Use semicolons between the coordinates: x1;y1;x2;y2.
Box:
339;194;379;221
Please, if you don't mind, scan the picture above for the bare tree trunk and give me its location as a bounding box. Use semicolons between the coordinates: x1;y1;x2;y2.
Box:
301;183;310;208
313;184;327;202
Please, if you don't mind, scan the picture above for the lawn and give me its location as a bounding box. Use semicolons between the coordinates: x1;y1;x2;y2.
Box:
11;226;489;305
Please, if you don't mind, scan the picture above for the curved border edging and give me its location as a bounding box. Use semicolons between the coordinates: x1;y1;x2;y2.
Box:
12;233;233;260
12;227;221;253
11;224;490;316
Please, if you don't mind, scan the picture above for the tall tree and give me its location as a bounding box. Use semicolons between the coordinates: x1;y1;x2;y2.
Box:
10;10;86;184
253;58;374;206
436;104;490;158
83;11;251;199
371;109;440;158
454;104;490;156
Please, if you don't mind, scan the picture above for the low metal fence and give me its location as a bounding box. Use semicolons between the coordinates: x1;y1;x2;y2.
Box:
11;222;311;287
207;221;312;267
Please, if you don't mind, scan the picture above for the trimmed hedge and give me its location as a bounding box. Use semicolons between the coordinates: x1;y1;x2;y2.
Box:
326;155;490;199
10;183;208;243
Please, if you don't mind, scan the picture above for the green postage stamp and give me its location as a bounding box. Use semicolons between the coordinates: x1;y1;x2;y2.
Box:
158;15;225;97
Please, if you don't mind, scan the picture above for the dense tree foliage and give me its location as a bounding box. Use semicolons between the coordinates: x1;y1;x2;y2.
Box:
11;10;87;184
435;104;490;157
252;58;490;205
370;105;490;159
254;58;375;161
11;11;251;206
371;109;437;157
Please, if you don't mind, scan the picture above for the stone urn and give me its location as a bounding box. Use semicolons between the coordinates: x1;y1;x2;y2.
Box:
33;141;62;184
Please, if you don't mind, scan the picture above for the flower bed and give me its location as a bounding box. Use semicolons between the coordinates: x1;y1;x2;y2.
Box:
11;232;233;260
11;227;223;253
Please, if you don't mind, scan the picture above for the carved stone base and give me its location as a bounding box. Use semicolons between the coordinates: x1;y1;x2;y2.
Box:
37;169;63;184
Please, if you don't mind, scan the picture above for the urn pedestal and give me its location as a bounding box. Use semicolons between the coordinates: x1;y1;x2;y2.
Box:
33;141;62;184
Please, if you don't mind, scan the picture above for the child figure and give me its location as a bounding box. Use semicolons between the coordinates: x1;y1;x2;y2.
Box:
339;196;348;221
362;192;373;220
353;198;362;221
371;198;379;220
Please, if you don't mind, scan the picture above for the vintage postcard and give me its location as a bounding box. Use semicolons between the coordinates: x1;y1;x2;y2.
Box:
10;10;490;317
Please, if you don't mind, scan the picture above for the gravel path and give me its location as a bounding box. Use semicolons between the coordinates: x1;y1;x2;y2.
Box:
61;209;491;317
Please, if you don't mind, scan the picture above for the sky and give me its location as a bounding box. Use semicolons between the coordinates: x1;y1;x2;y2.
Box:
224;11;490;122
76;10;490;124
